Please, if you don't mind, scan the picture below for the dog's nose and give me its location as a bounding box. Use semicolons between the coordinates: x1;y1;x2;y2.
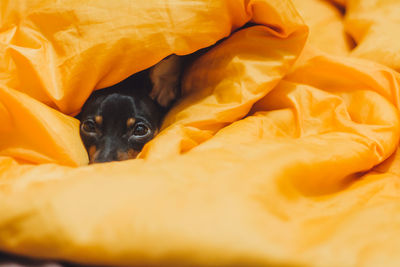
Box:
92;153;118;163
93;147;121;163
91;141;120;163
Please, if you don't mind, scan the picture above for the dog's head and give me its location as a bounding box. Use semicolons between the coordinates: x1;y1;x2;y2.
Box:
78;55;182;163
78;72;162;163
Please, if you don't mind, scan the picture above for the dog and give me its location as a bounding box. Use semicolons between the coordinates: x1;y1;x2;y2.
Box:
78;55;182;163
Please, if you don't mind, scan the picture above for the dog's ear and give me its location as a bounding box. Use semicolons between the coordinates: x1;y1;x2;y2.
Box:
149;54;182;108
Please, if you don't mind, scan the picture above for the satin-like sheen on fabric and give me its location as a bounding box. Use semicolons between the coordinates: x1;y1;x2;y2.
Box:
1;0;400;266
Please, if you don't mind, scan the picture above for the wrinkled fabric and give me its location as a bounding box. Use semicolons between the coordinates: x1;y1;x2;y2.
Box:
1;0;400;266
346;0;400;71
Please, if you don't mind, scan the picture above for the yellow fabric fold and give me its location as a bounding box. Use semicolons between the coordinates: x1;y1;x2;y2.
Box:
345;0;400;71
1;0;400;266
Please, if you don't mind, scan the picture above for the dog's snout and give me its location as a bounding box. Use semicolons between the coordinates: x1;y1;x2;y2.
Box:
89;139;120;163
91;149;138;163
89;140;139;163
117;149;139;161
92;151;119;163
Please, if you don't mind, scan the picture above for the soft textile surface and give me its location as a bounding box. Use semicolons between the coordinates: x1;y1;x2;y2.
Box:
1;0;400;266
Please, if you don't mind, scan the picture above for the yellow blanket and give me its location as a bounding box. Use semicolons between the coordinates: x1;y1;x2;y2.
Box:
1;0;400;265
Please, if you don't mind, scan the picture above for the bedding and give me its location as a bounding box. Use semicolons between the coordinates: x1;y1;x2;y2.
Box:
1;0;400;266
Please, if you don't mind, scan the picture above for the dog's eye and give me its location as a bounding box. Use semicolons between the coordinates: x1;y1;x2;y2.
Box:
82;120;97;134
133;123;150;136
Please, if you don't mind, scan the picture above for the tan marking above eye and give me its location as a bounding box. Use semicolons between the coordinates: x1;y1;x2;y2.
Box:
127;118;136;128
95;115;103;125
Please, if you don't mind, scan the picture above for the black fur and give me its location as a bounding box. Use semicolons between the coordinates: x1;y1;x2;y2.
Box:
77;70;163;163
